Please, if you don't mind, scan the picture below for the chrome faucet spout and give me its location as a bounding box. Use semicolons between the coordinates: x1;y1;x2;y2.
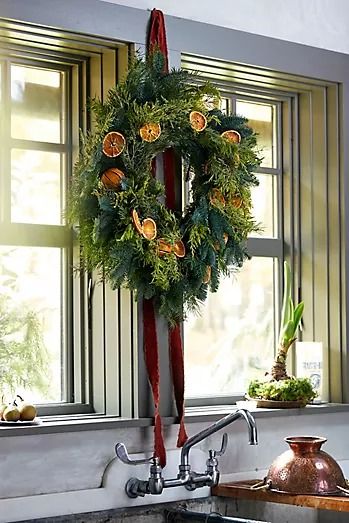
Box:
180;408;257;468
239;408;258;445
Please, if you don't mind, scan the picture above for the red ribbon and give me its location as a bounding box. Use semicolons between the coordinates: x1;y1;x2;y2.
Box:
169;324;188;447
147;8;169;72
143;298;166;467
143;8;188;467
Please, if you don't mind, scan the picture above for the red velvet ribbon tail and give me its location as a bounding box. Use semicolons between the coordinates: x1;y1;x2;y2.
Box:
146;8;186;460
169;324;188;447
147;9;169;72
143;298;166;467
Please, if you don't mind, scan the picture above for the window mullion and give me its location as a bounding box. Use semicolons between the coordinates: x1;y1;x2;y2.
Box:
1;59;11;223
0;223;72;247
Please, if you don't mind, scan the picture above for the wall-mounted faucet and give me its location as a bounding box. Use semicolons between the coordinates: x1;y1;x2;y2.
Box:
115;408;257;498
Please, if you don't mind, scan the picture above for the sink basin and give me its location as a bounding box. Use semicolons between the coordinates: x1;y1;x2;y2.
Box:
165;509;270;522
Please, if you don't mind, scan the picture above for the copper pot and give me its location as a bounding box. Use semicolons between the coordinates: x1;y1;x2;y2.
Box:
258;436;348;495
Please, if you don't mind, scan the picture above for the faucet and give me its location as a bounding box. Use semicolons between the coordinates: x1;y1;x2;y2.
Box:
180;408;257;468
115;408;257;498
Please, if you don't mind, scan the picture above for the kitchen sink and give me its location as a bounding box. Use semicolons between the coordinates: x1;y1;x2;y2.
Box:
165;509;270;522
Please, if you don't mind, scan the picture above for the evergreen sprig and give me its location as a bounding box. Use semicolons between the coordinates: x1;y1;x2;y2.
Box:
68;51;262;323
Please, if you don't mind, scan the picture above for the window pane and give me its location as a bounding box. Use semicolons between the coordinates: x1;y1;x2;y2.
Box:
236;100;277;168
0;246;64;403
184;257;276;397
11;149;63;225
220;97;230;114
11;65;63;143
250;173;277;238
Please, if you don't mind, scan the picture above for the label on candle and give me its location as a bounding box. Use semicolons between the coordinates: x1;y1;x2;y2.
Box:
296;342;323;402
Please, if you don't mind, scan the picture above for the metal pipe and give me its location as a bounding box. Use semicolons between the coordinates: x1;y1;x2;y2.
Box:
180;409;258;467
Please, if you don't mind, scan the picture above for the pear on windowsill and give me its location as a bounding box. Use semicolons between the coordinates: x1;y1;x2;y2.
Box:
3;403;21;422
15;395;37;421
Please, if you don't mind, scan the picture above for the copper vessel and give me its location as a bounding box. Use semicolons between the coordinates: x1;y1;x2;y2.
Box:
265;436;347;495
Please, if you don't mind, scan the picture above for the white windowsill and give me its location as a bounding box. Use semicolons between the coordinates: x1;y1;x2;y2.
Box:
0;403;347;437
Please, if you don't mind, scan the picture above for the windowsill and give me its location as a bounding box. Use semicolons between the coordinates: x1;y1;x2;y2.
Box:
0;402;348;437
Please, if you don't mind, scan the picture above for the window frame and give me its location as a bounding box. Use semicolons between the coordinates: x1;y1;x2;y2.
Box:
181;80;285;405
0;22;137;417
182;52;345;405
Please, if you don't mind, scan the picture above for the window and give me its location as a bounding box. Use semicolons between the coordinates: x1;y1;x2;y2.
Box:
0;22;135;416
182;54;344;404
184;93;282;401
0;57;74;406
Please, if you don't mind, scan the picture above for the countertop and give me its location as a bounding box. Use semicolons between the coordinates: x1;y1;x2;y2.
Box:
212;480;349;512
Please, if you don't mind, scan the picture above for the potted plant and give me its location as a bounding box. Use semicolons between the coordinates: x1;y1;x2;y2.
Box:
247;261;316;408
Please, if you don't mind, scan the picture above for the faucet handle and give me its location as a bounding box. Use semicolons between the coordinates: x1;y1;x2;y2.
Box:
115;443;158;466
209;433;228;458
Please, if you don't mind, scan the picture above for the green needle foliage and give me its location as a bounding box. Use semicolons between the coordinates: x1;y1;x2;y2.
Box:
68;51;262;323
0;292;50;397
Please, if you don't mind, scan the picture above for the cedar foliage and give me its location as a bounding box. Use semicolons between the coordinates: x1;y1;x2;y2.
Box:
0;290;50;397
68;52;262;323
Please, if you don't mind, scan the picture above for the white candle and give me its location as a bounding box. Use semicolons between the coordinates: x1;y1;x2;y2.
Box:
296;341;323;403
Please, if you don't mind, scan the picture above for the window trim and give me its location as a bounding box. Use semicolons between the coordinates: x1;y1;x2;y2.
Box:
0;22;136;417
182;53;345;405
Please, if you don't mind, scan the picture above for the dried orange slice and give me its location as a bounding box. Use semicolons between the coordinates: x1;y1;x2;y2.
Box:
100;167;125;190
142;218;157;240
132;209;143;235
189;111;207;132
102;131;126;157
139;123;161;143
209;188;226;207
158;239;172;255
231;195;243;208
173;240;186;258
203;266;211;284
221;130;241;144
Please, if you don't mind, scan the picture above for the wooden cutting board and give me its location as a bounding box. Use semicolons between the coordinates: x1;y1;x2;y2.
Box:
212;480;349;512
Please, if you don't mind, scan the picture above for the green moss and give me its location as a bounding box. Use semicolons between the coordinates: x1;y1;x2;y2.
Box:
248;377;317;403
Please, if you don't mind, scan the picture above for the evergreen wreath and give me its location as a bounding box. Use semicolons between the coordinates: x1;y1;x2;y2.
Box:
68;51;262;323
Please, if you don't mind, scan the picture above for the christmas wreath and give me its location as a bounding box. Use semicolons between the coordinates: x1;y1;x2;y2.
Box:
69;51;261;323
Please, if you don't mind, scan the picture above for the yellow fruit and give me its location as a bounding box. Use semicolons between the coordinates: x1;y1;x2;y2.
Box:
189;111;207;132
141;218;157;240
3;406;20;422
132;209;143;235
100;167;125;191
15;395;37;421
173;240;186;258
221;130;241;144
19;404;37;421
102;131;126;157
139;123;161;143
157;239;172;255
